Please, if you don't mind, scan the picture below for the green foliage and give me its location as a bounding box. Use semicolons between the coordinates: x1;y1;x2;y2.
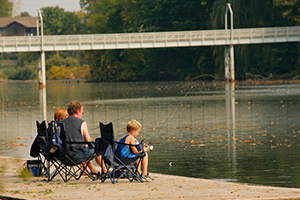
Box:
18;11;31;17
46;55;89;80
119;49;145;81
0;0;13;17
280;0;300;25
83;0;125;33
18;52;39;67
42;6;85;35
87;50;122;82
42;6;65;35
46;55;80;70
0;70;7;79
0;51;89;80
61;11;85;34
1;52;39;80
47;64;90;80
5;65;37;80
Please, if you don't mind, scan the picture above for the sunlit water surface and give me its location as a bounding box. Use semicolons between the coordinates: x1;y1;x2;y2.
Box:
1;80;300;188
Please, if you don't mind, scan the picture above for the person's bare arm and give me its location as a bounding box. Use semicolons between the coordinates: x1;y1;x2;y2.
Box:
81;121;92;142
128;136;149;153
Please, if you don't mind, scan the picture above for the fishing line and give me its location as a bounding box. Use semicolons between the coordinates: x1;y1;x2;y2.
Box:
147;85;194;145
91;84;194;142
90;111;136;132
90;86;192;133
149;137;188;156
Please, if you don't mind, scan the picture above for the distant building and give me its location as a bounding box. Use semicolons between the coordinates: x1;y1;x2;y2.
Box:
0;17;38;36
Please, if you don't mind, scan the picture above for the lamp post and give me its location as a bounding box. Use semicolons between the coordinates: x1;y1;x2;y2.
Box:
37;9;46;88
224;3;235;81
37;9;47;122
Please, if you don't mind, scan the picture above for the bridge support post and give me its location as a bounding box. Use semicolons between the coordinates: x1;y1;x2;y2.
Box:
39;51;46;88
224;45;234;81
229;45;235;81
224;47;230;79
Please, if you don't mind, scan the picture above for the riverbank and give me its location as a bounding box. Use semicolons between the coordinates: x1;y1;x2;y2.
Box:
1;156;300;200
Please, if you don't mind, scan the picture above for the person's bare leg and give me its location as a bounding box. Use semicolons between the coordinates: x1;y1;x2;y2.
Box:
87;161;98;173
141;153;149;176
95;155;107;173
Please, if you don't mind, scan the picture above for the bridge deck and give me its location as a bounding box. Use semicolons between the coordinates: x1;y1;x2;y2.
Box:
0;26;299;52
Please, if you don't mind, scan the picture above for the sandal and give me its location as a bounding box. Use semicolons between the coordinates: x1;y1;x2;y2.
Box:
91;171;101;180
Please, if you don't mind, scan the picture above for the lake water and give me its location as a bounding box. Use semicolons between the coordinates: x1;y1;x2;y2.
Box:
1;80;300;188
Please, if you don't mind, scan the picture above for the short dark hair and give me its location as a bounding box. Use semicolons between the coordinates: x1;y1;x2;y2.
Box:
67;101;82;116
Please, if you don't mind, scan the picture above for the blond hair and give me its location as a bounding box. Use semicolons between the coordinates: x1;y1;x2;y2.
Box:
54;108;69;121
126;120;142;133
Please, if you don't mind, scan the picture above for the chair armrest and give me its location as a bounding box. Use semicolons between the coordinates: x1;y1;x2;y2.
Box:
114;140;144;151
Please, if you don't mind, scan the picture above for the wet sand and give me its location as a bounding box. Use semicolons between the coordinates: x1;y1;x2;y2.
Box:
1;156;300;200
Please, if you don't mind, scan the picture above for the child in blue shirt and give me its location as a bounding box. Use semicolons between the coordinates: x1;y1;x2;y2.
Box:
116;120;153;182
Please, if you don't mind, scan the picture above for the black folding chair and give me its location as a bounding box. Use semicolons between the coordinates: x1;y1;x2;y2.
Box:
96;122;145;184
45;121;97;182
29;120;49;176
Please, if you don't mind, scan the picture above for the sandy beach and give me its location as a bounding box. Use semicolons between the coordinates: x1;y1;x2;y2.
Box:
1;156;300;200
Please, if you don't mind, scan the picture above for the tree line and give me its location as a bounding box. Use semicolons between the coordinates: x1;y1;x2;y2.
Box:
0;0;300;81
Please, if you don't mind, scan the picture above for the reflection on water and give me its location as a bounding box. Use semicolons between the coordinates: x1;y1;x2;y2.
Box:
1;80;300;188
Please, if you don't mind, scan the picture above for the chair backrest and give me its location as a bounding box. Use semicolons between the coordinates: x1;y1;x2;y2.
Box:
30;120;48;158
96;122;116;166
37;120;47;137
45;121;65;157
48;121;65;141
100;122;114;143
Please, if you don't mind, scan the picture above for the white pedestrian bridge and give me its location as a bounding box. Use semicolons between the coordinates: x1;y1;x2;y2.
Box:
0;26;300;53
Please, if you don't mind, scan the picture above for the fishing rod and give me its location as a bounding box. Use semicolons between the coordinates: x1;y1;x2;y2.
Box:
147;85;195;146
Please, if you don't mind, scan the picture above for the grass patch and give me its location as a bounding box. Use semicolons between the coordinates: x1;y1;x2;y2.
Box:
38;189;53;195
19;168;32;178
25;188;52;195
10;190;20;194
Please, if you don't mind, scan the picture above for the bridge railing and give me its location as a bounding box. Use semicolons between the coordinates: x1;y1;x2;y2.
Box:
0;26;299;52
